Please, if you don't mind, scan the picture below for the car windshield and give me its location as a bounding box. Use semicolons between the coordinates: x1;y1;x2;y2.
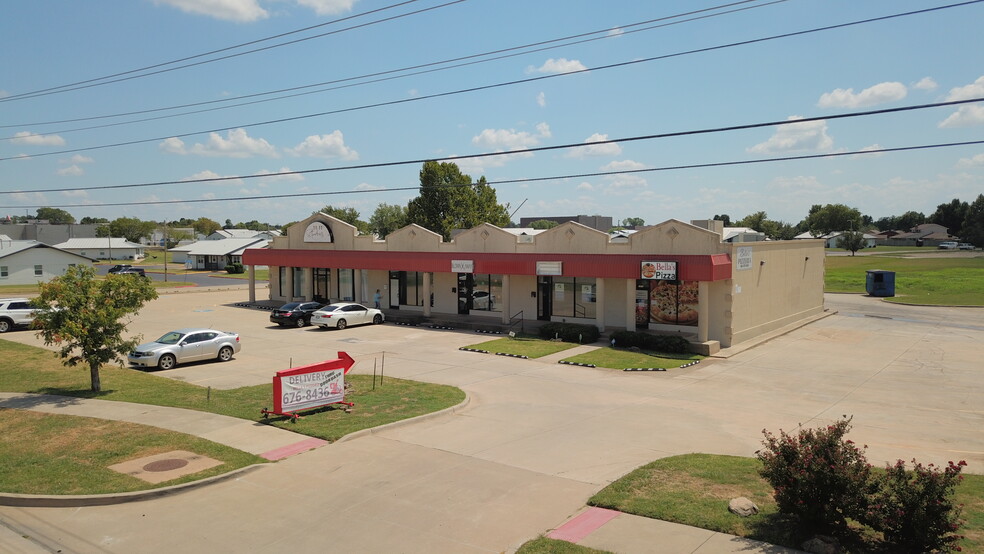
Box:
155;331;185;344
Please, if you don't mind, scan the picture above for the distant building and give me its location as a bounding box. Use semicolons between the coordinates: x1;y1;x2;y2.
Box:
883;223;958;247
206;229;280;241
0;223;101;246
518;215;613;232
53;238;146;260
170;238;269;269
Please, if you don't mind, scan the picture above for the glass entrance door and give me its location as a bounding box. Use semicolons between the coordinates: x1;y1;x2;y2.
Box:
537;276;552;320
457;273;473;314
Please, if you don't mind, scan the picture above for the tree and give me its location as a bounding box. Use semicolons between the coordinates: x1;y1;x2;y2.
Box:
712;214;731;226
31;266;158;392
895;210;926;232
622;217;645;227
736;211;768;232
405;161;510;240
107;217;156;243
837;230;867;256
192;217;222;237
319;205;367;232
760;220;797;240
530;219;559;230
79;216;109;224
368;203;408;238
929;198;969;237
35;207;76;224
961;193;984;247
802;203;863;236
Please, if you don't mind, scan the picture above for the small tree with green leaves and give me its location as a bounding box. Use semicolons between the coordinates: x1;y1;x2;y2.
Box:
31;266;158;392
837;230;867;256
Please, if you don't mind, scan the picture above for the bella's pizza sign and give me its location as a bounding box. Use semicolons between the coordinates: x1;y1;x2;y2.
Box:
640;261;677;280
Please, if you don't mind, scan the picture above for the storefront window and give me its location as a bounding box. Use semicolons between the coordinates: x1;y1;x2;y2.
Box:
399;272;432;306
279;267;287;297
314;268;331;302
293;267;305;298
472;274;502;313
338;269;354;301
551;277;595;318
639;280;699;327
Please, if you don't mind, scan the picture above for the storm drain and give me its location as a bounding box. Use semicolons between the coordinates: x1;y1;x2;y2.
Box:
109;450;223;484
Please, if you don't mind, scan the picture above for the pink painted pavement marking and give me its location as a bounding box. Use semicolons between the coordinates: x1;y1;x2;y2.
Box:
547;507;621;543
260;438;329;460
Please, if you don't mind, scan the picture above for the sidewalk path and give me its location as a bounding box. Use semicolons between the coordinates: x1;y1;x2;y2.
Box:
0;392;324;460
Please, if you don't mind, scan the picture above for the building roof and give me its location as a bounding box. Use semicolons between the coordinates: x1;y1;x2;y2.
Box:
53;238;144;250
173;238;268;256
0;240;95;261
209;229;278;239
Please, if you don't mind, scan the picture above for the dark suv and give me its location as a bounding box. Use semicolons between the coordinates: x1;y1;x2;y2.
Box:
270;302;324;327
115;267;147;277
108;264;133;274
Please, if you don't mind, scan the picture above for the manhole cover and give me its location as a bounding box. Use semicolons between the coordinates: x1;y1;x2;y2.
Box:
143;458;190;472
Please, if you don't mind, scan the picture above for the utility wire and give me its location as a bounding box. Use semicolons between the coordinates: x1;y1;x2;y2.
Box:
3;140;980;209
3;0;777;130
2;0;979;162
3;97;981;195
0;0;457;102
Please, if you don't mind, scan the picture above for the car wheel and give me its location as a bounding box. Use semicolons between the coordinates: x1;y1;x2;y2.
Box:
336;318;347;330
217;346;234;362
158;354;177;370
373;314;383;324
295;317;306;328
0;319;10;333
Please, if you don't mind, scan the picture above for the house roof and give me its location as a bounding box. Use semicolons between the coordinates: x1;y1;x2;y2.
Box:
53;238;144;250
210;229;277;239
0;240;95;261
173;238;268;256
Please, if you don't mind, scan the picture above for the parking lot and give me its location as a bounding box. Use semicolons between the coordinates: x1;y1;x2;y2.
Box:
1;286;981;553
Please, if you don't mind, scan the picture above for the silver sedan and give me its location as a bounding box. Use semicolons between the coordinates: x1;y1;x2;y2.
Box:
310;302;384;330
127;328;241;370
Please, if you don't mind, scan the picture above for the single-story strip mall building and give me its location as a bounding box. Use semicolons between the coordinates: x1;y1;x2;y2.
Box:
242;213;825;353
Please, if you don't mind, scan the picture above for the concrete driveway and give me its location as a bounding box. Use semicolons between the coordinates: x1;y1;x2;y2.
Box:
1;289;981;553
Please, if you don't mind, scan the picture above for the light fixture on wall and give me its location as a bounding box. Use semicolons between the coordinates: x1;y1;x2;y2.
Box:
805;256;810;261
760;260;766;266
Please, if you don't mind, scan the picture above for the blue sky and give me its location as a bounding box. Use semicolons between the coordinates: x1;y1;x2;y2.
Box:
2;0;982;228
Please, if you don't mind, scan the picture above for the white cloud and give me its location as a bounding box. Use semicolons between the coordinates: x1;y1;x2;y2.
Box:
913;77;937;91
472;123;550;149
945;75;984;101
576;182;594;191
957;152;984;167
536;92;546;107
182;170;244;186
853;144;885;158
11;131;65;146
254;167;304;182
160;129;278;158
608;28;624;37
817;81;907;108
288;131;358;160
61;189;88;198
526;58;587;74
747;117;834;155
68;154;93;164
567;133;622;158
57;165;84;176
154;0;268;22
938;104;984;128
355;182;384;191
601;159;646;171
295;0;354;16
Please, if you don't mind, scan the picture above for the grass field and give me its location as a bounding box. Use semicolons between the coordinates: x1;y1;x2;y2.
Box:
825;255;984;305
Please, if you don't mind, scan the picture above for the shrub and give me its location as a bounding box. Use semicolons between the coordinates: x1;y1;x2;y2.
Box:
868;459;966;553
224;263;245;274
756;417;872;535
609;330;690;353
538;322;600;343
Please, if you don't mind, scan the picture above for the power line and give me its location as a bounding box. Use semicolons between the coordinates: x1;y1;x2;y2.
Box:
3;0;979;162
2;0;781;132
2;97;980;196
3;140;980;209
0;0;455;102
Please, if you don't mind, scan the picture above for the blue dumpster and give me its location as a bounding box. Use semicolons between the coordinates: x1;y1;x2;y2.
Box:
865;270;895;297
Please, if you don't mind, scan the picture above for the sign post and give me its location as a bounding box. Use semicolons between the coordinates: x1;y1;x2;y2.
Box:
262;351;355;421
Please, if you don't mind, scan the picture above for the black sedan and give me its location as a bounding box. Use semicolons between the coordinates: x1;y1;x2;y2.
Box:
270;302;325;327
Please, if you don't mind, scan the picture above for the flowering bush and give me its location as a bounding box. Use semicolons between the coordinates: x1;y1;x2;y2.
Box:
756;417;872;534
868;458;966;553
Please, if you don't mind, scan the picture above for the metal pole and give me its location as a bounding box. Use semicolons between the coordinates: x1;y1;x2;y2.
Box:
380;352;384;385
372;358;377;391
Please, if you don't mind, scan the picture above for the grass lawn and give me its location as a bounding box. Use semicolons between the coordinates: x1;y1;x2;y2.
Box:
215;268;270;281
516;537;613;554
562;347;702;370
0;409;265;495
0;338;464;443
463;335;580;358
825;255;984;306
583;453;983;553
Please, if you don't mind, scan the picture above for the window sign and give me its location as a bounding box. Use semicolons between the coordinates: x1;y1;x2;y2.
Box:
537;261;563;276
303;221;333;243
451;259;474;273
736;247;753;271
640;261;677;280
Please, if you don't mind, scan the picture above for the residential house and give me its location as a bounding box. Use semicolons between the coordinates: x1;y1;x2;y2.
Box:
883;223;958;247
170;237;268;270
206;229;280;241
0;241;94;285
53;238;145;260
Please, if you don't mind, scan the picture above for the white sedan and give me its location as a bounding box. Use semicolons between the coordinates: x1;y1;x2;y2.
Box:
311;302;384;330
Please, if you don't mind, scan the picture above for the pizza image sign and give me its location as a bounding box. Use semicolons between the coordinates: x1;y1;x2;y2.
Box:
641;261;677;280
648;280;699;326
